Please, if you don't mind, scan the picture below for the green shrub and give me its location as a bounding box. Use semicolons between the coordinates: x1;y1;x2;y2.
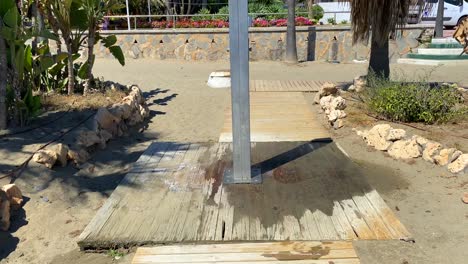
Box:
193;8;212;21
248;2;286;20
217;6;229;21
327;17;336;25
340;20;348;24
311;5;324;21
364;76;466;124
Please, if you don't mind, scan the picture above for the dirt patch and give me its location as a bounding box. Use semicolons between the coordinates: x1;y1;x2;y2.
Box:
42;90;127;112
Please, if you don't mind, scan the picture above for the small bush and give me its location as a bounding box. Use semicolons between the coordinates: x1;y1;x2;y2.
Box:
217;6;229;21
312;5;324;21
327;17;336;25
340;20;348;24
193;8;212;21
364;76;466;124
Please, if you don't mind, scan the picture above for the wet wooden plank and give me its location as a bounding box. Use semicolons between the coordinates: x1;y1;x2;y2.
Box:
132;241;360;264
80;142;409;248
77;142;169;247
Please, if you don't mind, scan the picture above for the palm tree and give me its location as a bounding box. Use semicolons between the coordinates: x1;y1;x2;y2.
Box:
349;0;414;79
286;0;298;63
435;0;444;38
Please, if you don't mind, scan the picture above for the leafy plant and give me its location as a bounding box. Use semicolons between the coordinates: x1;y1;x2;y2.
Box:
340;20;349;25
73;0;125;95
311;5;324;21
107;249;125;260
327;17;336;25
193;8;212;21
1;0;59;126
216;6;229;21
364;75;467;124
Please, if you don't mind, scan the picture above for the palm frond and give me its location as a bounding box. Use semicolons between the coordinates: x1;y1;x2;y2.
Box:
342;0;420;45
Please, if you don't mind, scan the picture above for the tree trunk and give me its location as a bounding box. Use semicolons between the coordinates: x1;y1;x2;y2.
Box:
286;0;298;63
66;40;75;95
435;0;444;38
0;24;8;130
368;34;390;79
84;29;95;95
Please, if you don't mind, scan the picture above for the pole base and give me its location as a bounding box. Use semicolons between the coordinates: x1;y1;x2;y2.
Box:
223;167;262;184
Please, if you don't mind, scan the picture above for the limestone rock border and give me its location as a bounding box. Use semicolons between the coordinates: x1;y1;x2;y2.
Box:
355;124;467;174
33;85;150;169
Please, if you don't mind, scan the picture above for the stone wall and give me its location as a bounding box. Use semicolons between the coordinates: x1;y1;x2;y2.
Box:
95;26;430;63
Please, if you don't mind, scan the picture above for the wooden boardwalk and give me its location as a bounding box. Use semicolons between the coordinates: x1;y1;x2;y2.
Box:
132;241;360;264
249;80;347;92
78;141;411;249
219;92;330;142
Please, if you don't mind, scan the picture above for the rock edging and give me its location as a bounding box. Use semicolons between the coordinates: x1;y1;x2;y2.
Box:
355;124;467;174
33;85;150;169
314;82;348;130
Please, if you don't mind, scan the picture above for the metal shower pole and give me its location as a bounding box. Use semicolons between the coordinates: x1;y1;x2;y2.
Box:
125;0;131;30
224;0;261;184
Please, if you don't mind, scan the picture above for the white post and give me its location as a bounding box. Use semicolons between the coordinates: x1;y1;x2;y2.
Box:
148;0;152;22
125;0;131;30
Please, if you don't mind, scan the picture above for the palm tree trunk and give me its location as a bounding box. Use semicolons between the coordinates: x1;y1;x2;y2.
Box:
0;25;8;129
435;0;444;38
368;34;390;79
85;29;96;95
286;0;298;63
66;39;75;95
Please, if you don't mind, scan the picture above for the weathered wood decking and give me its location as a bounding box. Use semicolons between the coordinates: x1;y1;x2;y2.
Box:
132;241;361;264
249;80;347;92
219;92;330;142
78;141;411;249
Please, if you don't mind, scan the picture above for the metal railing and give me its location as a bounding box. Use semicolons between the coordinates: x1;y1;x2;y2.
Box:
102;11;351;31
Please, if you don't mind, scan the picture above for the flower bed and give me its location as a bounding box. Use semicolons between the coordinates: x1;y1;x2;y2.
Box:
106;16;315;30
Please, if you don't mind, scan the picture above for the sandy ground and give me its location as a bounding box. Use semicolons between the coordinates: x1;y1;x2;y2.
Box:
0;59;467;264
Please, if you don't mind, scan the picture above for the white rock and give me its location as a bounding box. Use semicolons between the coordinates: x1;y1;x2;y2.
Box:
1;184;23;210
77;131;102;148
48;143;69;167
348;85;356;92
422;142;442;163
448;154;468;174
314;82;338;104
387;139;422;160
413;136;429;147
32;149;58;169
319;95;334;110
434;148;462;166
333;119;344;129
356;130;369;139
386;129;406;141
67;148;90;166
94;107;121;136
353;75;367;92
130;86;145;105
0;191;10;231
331;96;347;110
366;124;393;151
328;110;347;122
139;104;150;119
